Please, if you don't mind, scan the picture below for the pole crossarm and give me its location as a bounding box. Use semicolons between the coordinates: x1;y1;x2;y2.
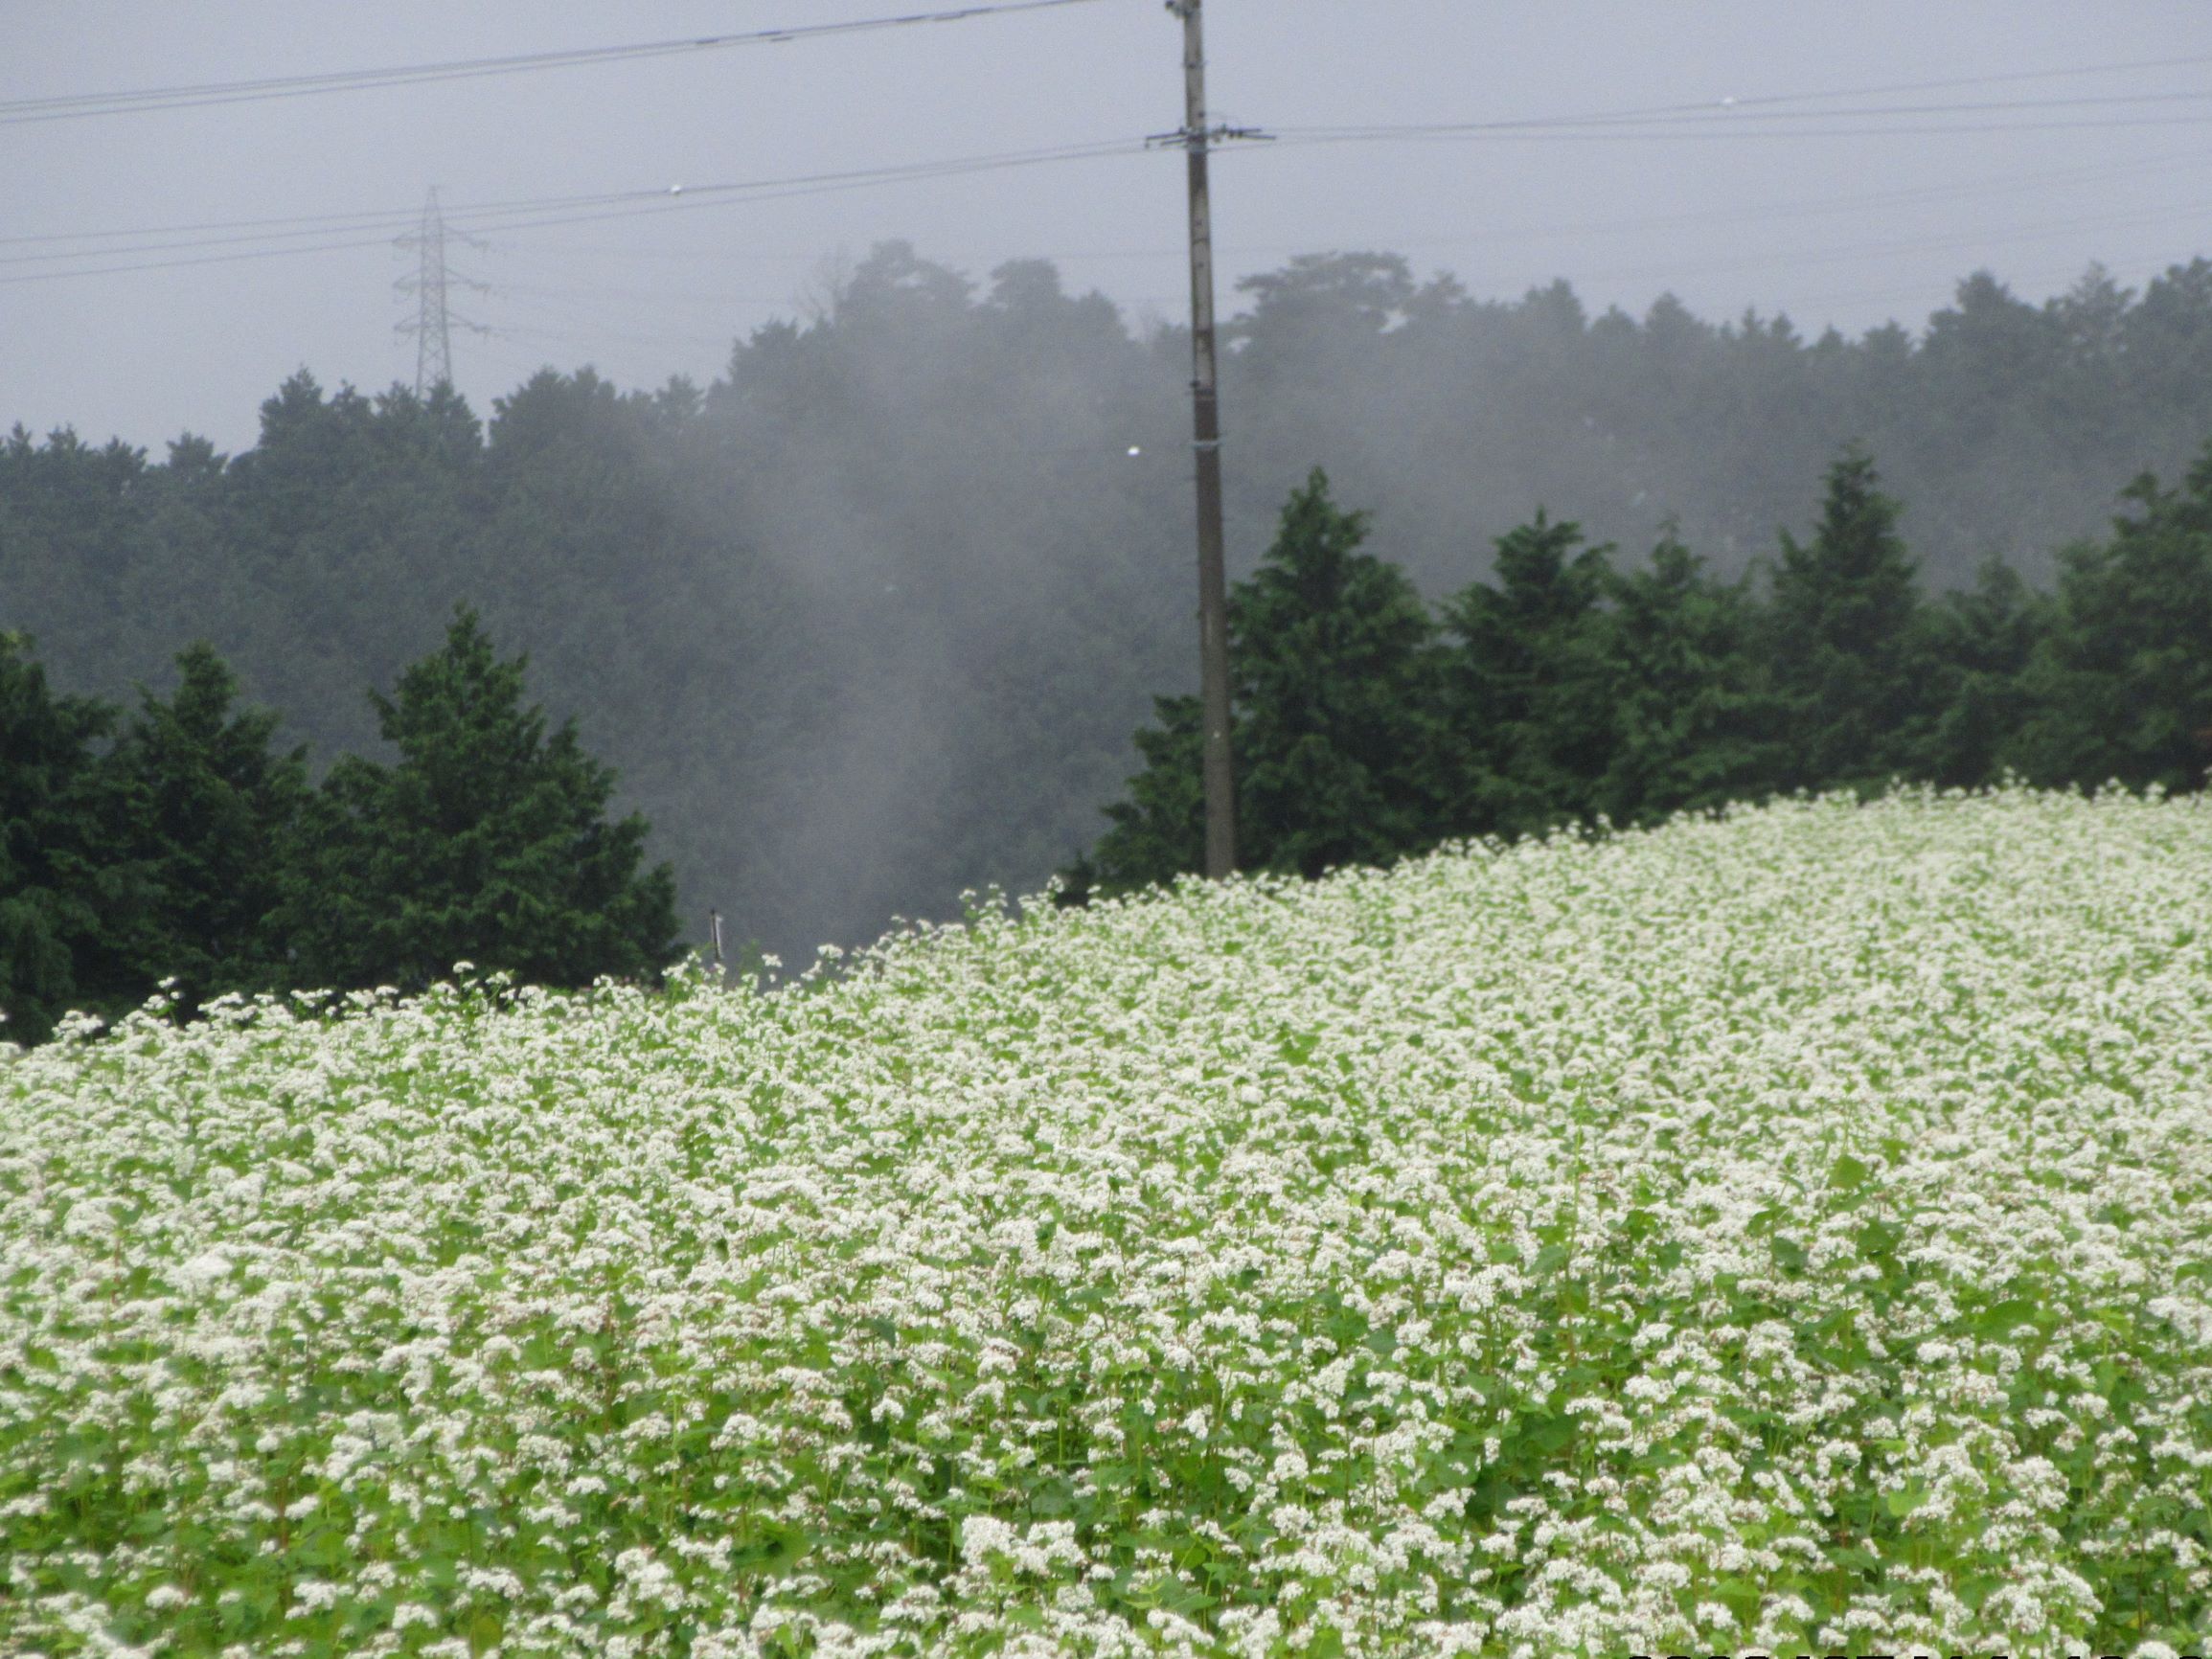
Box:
1145;124;1271;148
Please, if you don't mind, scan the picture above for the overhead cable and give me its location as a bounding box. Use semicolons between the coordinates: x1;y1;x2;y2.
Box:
0;139;1152;285
1273;90;2212;146
0;0;1108;125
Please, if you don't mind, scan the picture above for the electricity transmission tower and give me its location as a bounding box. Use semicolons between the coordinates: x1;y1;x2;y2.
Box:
395;187;488;395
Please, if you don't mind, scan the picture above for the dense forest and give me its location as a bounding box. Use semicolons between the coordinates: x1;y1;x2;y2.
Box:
8;243;2212;972
1;612;679;1045
1078;453;2212;897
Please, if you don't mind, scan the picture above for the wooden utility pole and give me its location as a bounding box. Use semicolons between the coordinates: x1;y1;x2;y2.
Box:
1171;0;1238;878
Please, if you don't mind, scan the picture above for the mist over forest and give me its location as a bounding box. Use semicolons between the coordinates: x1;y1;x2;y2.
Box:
9;241;2212;963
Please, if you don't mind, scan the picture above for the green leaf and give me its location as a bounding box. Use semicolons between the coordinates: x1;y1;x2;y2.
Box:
1714;1572;1763;1623
1857;1218;1904;1259
1884;1481;1928;1517
1517;1413;1575;1458
1969;1297;2039;1337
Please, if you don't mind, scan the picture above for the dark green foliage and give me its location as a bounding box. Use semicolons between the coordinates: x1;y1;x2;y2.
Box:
11;249;2212;965
1765;451;1933;790
1231;472;1440;877
1089;471;1438;889
2012;456;2212;790
279;608;681;993
93;645;306;1011
1085;439;2212;897
1916;557;2044;788
1596;534;1771;822
0;634;112;1045
1436;512;1617;839
1088;695;1207;892
0;620;683;1043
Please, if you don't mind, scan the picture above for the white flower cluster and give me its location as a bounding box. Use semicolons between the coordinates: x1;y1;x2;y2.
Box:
2;787;2208;1657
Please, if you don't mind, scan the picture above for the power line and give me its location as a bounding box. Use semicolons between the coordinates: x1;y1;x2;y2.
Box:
19;29;2192;132
0;140;1152;286
0;191;655;269
9;111;2194;277
0;0;1108;126
997;142;2212;263
484;136;2212;263
1571;198;2212;293
1265;111;2212;150
9;105;2201;291
14;66;2212;264
1576;50;2212;115
7;56;2208;289
1273;91;2212;147
1266;49;2212;145
0;205;450;250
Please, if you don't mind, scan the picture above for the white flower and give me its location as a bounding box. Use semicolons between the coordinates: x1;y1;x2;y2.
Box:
0;788;2205;1655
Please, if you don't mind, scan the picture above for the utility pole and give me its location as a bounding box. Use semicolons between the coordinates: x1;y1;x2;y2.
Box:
1169;0;1238;879
395;187;487;396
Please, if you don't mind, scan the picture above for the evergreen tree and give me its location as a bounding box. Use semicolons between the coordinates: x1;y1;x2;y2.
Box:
2013;449;2212;790
94;645;306;1011
15;255;2212;969
278;608;680;992
1766;450;1932;789
1435;511;1618;838
1089;470;1438;889
1916;557;2042;787
0;633;113;1045
1232;471;1440;877
1598;533;1773;823
1086;694;1207;893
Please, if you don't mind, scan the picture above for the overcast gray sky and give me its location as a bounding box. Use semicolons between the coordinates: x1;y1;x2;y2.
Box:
9;1;2212;455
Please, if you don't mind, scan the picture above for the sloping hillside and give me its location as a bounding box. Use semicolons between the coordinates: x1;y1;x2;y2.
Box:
4;788;2209;1655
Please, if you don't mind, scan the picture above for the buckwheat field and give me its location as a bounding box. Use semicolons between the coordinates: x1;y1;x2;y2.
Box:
4;788;2209;1658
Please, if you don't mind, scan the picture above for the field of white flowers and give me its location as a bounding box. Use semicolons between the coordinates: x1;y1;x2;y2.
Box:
4;788;2209;1658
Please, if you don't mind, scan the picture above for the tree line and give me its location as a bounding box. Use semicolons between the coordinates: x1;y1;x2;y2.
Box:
1074;448;2212;894
1;612;676;1047
9;429;2204;1043
8;244;2212;966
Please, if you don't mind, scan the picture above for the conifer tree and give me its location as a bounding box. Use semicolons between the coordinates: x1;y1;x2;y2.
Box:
94;645;306;1011
1232;470;1441;877
1435;511;1618;838
278;607;680;992
1085;694;1206;894
1598;533;1772;823
0;633;113;1045
2013;447;2212;790
1088;470;1438;890
1766;449;1932;789
1916;556;2042;788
